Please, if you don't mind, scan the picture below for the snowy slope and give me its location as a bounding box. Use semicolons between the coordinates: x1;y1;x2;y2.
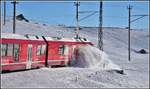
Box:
1;18;149;88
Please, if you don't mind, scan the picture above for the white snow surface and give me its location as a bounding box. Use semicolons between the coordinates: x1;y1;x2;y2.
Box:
1;18;149;88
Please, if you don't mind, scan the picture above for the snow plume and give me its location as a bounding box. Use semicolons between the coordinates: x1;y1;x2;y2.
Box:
74;45;122;71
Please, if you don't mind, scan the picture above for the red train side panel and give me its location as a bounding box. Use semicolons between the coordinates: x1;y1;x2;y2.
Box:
1;33;46;71
1;33;93;72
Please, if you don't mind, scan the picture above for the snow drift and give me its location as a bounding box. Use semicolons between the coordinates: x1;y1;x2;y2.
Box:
74;45;122;71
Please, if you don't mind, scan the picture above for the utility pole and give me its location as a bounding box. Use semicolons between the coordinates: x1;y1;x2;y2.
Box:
11;0;18;60
127;5;148;62
3;0;6;25
11;0;17;34
98;0;103;51
127;5;132;61
74;1;80;39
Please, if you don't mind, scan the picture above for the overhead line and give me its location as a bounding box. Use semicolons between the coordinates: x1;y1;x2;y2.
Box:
79;12;97;21
131;15;148;23
79;11;99;13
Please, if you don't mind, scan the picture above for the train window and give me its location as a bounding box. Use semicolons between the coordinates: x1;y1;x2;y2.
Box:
41;45;46;54
7;44;13;56
36;45;42;55
2;44;7;56
58;45;65;55
2;44;14;56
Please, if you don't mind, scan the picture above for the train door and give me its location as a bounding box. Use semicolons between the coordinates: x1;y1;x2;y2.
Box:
64;45;69;66
26;44;32;69
70;45;77;66
13;44;19;62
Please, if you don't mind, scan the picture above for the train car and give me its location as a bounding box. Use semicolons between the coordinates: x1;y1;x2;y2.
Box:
1;33;93;72
1;33;47;71
44;36;93;67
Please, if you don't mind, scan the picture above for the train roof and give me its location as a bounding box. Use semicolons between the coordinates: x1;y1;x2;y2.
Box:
1;33;90;43
2;33;44;41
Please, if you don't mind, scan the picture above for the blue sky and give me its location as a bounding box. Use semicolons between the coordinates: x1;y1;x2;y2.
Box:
1;1;149;29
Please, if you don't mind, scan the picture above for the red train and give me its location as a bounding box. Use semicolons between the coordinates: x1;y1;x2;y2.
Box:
1;33;93;72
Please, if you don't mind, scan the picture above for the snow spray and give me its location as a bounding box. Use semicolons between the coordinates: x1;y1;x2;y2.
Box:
74;45;122;71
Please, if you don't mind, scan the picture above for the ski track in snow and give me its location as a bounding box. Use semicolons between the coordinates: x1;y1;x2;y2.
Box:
1;18;149;88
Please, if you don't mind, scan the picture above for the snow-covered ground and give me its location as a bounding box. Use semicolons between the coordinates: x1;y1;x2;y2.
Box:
1;18;149;88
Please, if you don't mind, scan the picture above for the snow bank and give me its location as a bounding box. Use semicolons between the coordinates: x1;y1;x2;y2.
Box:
74;45;122;71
